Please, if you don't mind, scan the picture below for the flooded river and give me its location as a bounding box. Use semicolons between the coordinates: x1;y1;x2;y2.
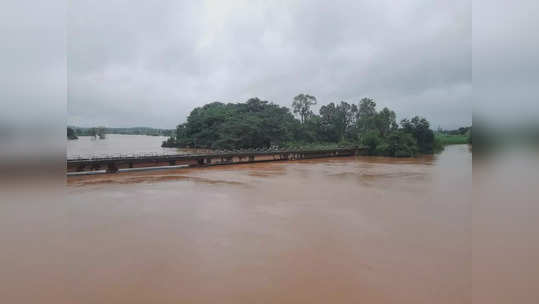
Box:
62;144;472;303
67;134;190;158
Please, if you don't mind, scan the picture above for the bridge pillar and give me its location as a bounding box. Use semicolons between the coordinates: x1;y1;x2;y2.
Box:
106;163;119;173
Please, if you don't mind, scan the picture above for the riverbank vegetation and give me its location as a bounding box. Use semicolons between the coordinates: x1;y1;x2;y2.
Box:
435;126;472;145
70;126;174;137
163;95;461;157
435;134;469;145
70;127;106;139
67;127;78;140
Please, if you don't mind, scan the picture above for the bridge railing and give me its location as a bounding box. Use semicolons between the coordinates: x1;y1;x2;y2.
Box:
67;146;366;162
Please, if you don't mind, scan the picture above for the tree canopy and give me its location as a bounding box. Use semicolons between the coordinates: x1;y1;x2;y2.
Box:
67;127;78;140
292;94;317;124
164;95;443;157
163;98;297;149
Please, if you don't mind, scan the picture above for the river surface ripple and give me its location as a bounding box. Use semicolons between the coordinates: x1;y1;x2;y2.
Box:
61;145;472;303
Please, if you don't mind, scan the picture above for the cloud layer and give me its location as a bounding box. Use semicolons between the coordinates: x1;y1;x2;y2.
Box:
68;0;471;129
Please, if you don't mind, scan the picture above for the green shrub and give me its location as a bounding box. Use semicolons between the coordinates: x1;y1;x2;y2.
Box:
374;143;391;156
361;130;382;155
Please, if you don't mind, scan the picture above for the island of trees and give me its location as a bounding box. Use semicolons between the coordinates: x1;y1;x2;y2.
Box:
67;126;106;139
162;95;460;157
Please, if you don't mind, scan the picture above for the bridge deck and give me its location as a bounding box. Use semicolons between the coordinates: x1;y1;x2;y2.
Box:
67;147;367;173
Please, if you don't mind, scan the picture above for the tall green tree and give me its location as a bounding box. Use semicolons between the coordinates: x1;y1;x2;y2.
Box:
319;101;357;142
292;94;317;124
357;98;377;132
375;107;398;137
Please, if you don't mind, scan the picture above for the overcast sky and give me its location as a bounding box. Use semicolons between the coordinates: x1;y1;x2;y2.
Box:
67;0;471;129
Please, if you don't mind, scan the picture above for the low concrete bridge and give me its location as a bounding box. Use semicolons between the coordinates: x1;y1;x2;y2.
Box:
67;147;368;173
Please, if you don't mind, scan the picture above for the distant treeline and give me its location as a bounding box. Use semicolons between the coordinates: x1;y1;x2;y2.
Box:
69;126;174;138
437;126;471;136
163;95;467;157
435;126;472;145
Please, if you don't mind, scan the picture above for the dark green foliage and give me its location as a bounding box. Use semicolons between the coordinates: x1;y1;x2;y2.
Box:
71;126;174;136
361;130;418;157
374;107;398;138
319;101;358;142
440;126;471;136
164;95;440;157
67;127;78;140
292;94;317;124
355;102;435;156
400;117;435;153
164;98;297;149
434;125;472;147
319;102;340;142
296;116;323;142
357;98;377;132
379;131;418;157
81;127;106;139
361;130;382;155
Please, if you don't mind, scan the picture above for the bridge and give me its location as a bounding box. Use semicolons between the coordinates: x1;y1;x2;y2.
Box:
67;147;368;173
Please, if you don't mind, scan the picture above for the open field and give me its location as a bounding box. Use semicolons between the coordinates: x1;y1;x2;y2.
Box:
436;134;470;145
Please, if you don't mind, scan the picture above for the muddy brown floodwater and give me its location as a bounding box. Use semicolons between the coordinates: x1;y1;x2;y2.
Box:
0;145;472;303
62;145;472;303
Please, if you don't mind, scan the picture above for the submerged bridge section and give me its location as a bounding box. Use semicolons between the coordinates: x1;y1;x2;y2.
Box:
67;147;368;173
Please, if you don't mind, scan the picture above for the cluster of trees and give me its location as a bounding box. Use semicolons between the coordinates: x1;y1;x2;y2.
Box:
67;127;78;140
69;127;106;139
163;98;298;149
438;126;471;136
163;95;441;157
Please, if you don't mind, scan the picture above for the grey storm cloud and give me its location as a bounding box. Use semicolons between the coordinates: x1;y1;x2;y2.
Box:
67;0;471;129
473;0;539;125
1;0;66;126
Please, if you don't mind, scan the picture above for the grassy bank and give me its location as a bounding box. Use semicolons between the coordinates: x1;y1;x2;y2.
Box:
435;134;469;145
